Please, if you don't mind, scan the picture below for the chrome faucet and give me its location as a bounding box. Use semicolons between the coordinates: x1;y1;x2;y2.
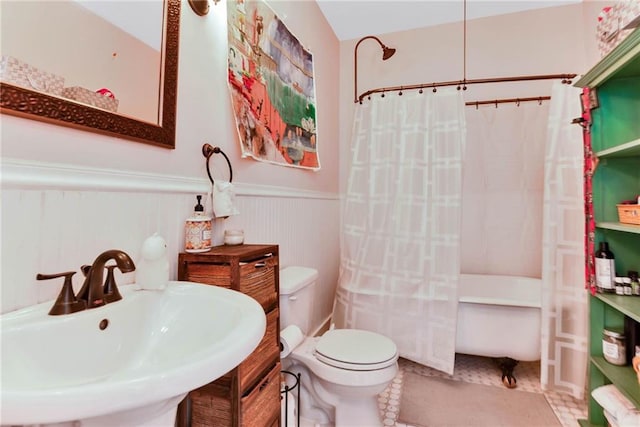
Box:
76;250;136;308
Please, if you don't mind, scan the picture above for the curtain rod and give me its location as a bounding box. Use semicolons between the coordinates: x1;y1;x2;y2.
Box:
465;96;551;108
356;73;576;103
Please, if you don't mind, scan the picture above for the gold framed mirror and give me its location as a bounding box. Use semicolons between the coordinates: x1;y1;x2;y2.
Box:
0;0;180;149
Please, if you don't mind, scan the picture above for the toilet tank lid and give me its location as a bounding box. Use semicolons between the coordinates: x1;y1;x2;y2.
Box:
280;266;318;295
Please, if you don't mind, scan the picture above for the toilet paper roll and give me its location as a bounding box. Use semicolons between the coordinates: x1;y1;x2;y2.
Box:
280;325;304;358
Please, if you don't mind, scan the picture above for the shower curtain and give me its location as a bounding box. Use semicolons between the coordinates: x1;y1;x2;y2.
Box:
462;102;550;276
332;89;466;374
541;81;588;399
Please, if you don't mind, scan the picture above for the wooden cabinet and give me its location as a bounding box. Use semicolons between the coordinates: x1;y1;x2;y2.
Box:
176;244;281;427
574;28;640;427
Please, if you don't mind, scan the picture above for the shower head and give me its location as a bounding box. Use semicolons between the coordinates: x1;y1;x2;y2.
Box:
354;35;397;103
382;46;396;60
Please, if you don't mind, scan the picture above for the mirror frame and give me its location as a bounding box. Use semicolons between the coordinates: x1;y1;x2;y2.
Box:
0;0;180;149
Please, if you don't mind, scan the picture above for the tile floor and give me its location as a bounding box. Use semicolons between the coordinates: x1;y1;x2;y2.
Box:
378;355;587;427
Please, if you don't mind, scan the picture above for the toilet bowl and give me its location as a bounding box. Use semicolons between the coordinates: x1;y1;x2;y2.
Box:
279;267;399;427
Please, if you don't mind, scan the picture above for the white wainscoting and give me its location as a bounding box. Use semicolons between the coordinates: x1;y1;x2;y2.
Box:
1;159;340;332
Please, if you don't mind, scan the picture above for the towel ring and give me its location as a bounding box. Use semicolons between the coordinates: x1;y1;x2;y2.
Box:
202;143;233;186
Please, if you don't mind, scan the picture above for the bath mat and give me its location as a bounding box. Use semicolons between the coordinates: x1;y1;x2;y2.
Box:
398;372;562;427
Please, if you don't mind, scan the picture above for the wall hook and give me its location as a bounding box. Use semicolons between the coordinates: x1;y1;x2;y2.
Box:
571;117;590;129
202;143;233;186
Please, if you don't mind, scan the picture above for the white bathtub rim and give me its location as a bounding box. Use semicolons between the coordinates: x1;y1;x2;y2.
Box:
459;273;542;308
458;296;540;308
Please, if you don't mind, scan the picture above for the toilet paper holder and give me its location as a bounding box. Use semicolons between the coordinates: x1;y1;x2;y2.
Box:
281;370;301;427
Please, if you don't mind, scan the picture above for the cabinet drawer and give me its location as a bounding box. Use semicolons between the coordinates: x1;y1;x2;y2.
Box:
238;256;278;310
240;362;281;427
237;308;280;392
181;254;278;311
189;382;233;427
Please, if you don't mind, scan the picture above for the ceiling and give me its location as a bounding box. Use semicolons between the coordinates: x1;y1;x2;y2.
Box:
316;0;581;41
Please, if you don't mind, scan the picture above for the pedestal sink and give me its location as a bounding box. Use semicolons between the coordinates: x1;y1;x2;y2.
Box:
0;281;266;426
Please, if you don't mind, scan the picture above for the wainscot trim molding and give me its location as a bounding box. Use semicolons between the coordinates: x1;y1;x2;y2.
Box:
1;158;338;200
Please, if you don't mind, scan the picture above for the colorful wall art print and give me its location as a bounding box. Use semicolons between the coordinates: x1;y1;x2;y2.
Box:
227;0;320;170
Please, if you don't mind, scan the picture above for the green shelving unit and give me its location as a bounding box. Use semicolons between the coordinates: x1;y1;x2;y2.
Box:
574;28;640;427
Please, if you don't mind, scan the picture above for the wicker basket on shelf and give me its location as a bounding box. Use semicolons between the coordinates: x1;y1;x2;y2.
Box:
617;204;640;225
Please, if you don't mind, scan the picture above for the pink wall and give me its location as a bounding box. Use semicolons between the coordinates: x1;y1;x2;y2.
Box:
0;1;341;322
1;0;340;194
335;1;608;277
338;2;606;193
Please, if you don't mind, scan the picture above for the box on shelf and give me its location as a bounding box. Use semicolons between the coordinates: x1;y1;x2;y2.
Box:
617;204;640;225
62;86;119;112
597;1;640;57
0;55;65;96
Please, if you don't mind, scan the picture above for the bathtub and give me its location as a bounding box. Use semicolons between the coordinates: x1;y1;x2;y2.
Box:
455;273;542;362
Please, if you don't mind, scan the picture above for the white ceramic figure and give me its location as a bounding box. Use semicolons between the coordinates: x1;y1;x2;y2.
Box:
136;233;169;290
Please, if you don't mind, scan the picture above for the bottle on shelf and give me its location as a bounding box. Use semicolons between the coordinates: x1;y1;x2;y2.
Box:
595;242;616;293
630;271;640;296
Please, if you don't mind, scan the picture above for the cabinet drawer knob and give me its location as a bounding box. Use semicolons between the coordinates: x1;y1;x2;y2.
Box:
255;262;267;268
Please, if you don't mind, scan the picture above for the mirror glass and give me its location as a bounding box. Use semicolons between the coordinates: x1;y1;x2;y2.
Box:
0;0;180;148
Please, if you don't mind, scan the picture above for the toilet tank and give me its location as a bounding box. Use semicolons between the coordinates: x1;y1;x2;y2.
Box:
279;266;318;335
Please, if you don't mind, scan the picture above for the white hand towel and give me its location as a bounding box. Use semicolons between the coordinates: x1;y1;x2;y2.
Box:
604;410;620;427
212;181;239;218
592;384;637;422
620;410;640;427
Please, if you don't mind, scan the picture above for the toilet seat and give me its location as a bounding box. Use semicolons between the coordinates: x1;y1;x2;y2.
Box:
314;329;398;371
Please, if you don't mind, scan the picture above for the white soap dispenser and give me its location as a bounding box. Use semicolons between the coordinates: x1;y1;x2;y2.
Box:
184;195;212;253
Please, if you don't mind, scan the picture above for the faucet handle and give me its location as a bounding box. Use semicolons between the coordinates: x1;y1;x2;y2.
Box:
103;264;123;303
80;264;91;276
37;271;87;315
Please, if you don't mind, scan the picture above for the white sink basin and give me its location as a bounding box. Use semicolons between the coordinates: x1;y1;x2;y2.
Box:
0;281;266;426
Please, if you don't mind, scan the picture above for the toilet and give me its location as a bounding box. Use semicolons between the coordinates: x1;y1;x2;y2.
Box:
279;266;398;427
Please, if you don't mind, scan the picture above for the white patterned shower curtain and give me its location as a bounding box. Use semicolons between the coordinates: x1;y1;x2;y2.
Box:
462;103;550;276
541;81;588;399
332;89;466;374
